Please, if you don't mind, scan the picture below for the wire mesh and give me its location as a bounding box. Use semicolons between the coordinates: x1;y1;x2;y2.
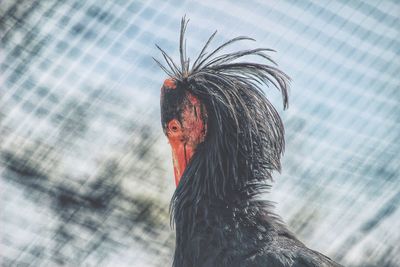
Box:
1;1;399;266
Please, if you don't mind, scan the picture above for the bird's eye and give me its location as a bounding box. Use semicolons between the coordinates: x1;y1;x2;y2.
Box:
167;119;181;134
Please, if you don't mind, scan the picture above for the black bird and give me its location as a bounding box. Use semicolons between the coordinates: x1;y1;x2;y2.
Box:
155;17;343;267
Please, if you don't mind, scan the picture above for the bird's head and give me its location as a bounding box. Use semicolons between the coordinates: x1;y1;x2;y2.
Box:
156;18;290;194
160;78;207;186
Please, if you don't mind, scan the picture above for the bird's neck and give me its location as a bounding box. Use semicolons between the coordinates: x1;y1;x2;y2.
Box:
171;139;281;266
171;131;275;222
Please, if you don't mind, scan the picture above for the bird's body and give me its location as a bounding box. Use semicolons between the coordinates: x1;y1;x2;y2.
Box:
156;17;343;267
173;176;340;267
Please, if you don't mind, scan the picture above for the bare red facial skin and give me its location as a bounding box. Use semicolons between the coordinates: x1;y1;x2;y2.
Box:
165;91;207;186
163;78;177;89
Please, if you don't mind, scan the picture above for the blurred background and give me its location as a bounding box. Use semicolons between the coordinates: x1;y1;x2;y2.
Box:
0;1;399;266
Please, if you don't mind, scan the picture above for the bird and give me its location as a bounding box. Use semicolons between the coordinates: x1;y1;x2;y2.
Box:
155;17;343;267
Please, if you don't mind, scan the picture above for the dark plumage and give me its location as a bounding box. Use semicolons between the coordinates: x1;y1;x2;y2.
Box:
155;17;343;267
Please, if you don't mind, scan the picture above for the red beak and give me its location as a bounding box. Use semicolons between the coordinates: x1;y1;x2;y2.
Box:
168;126;195;186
